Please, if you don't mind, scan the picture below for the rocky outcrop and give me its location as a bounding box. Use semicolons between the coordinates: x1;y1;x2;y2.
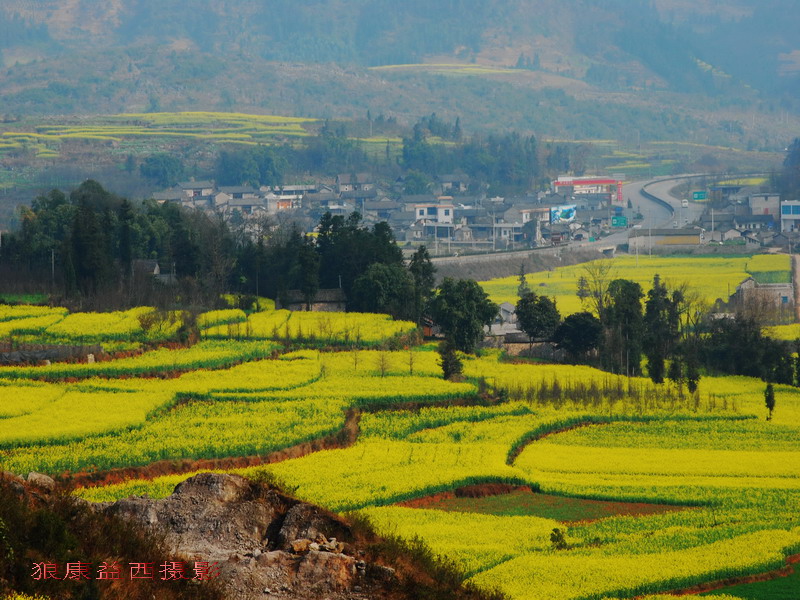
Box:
0;344;102;365
26;471;56;492
97;473;398;600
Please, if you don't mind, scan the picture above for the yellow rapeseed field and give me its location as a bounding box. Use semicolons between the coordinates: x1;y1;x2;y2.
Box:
480;254;789;315
3;303;798;600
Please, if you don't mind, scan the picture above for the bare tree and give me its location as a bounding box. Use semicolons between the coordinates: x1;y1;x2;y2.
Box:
376;351;391;377
581;260;614;319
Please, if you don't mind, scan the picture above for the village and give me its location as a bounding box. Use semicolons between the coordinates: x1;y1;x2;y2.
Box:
152;174;796;255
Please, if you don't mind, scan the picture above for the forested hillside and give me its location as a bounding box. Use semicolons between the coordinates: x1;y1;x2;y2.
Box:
2;0;797;94
0;0;797;136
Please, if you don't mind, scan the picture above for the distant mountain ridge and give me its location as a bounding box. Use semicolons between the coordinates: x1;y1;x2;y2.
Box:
2;0;796;92
0;0;797;143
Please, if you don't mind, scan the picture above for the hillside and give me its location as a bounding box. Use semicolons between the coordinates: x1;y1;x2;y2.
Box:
0;0;797;143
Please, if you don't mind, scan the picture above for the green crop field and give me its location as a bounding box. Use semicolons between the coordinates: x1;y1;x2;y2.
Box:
699;567;800;599
399;488;689;521
2;298;799;600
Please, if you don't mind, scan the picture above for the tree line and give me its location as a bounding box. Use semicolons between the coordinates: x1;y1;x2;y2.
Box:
516;263;800;399
0;181;452;322
0;181;240;306
135;115;582;196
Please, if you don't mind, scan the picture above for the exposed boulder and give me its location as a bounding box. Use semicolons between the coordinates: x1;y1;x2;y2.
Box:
99;473;398;600
26;471;56;492
276;502;352;550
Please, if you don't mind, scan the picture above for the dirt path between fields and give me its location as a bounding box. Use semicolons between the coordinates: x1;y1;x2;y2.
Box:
663;553;800;596
59;408;362;489
506;420;609;465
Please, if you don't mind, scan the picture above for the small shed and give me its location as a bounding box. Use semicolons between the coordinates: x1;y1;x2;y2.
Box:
279;289;347;312
499;302;516;324
132;259;160;277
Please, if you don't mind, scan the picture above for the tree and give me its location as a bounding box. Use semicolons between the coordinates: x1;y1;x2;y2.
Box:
699;315;791;381
315;212;403;297
576;275;590;307
685;350;700;394
453;116;462;141
677;287;706;393
403;170;432;194
252;145;286;187
550;528;569;550
667;356;683;390
140;154;184;188
409;245;436;325
428;278;498;354
602;279;644;376
350;262;414;320
516;292;560;346
580;260;613;319
216;149;259;186
765;383;775;421
71;199;113;295
779;138;800;199
643;274;682;384
794;339;800;387
517;264;531;298
402;125;435;173
553;312;602;363
370;221;404;266
294;236;320;310
118;198;134;283
437;339;463;380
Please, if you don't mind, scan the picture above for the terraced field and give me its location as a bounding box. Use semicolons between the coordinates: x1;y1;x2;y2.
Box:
2;302;799;600
0;111;318;159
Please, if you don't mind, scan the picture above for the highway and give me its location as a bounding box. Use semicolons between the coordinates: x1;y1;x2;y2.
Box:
604;175;708;245
637;176;706;227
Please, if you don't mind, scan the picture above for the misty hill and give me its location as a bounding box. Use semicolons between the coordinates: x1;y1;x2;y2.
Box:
0;1;798;142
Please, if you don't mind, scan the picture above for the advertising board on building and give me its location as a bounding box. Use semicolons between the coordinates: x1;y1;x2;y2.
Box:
550;204;577;224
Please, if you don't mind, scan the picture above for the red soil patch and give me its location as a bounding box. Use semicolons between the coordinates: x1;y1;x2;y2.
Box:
400;483;527;507
399;485;691;523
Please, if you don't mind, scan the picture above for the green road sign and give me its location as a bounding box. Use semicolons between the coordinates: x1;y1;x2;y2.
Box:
692;191;707;200
611;215;628;227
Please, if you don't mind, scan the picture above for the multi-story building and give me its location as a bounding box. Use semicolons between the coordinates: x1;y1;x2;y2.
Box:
780;200;800;232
